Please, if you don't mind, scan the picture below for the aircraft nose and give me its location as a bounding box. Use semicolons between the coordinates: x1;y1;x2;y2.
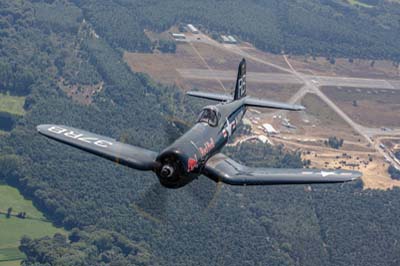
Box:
160;165;174;179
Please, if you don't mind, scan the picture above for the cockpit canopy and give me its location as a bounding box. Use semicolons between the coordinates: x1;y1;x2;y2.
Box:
197;106;220;127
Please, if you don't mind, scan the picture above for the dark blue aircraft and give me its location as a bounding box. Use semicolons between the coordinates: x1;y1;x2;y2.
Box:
38;59;361;188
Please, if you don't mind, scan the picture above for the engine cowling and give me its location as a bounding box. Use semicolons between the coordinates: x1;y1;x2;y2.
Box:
156;150;196;188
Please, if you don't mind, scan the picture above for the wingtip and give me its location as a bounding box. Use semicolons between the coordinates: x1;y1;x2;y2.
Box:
297;105;306;111
351;171;363;181
37;124;56;134
36;124;46;133
341;170;362;182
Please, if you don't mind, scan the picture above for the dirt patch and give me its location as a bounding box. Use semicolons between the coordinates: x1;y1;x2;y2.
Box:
269;134;398;190
284;94;362;142
249;83;301;102
321;86;400;128
124;44;206;85
239;45;290;70
286;139;398;190
288;55;400;79
58;78;103;105
191;43;285;73
360;158;400;190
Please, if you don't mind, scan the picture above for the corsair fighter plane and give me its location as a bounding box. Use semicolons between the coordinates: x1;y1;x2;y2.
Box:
38;59;361;188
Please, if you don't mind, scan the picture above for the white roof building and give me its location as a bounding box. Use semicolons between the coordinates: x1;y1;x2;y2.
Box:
221;35;230;42
228;35;237;43
172;33;186;39
258;135;270;144
262;123;278;134
187;24;199;34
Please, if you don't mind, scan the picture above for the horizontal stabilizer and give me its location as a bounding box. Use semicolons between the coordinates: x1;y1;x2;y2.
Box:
187;91;304;111
37;124;158;170
186;91;232;102
204;153;361;186
244;97;305;111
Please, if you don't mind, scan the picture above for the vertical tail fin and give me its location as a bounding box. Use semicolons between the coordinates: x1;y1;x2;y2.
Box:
234;58;246;100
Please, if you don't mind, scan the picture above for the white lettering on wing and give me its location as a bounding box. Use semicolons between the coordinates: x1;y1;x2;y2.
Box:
321;171;335;177
48;126;67;134
47;126;113;148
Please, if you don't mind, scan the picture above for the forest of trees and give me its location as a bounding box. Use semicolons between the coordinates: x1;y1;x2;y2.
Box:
388;165;400;180
1;0;400;266
70;0;400;61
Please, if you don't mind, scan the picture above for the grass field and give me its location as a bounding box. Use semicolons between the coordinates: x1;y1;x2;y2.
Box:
321;86;400;127
286;93;362;142
0;184;65;265
0;260;21;266
0;93;26;116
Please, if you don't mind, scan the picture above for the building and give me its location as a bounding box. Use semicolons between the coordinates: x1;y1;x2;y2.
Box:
221;35;230;42
228;35;237;43
187;24;199;34
221;35;237;44
262;123;278;135
171;33;186;40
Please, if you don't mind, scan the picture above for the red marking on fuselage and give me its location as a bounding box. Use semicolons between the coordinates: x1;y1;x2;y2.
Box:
222;129;228;138
199;138;215;157
188;157;198;172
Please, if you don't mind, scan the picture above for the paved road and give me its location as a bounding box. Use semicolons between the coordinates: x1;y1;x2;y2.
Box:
177;69;303;84
177;69;400;90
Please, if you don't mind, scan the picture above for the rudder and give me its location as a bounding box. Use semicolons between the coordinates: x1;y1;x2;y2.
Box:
234;58;246;100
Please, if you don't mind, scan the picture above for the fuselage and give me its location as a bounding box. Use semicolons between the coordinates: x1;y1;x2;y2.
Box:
156;99;247;188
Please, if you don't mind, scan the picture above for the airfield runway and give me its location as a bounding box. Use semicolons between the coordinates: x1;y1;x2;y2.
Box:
174;33;400;171
177;69;399;90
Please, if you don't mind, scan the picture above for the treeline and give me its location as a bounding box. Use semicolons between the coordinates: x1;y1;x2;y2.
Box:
20;229;155;266
0;112;18;131
72;0;400;61
0;61;34;96
71;0;152;52
325;136;344;149
225;142;304;169
388;165;400;180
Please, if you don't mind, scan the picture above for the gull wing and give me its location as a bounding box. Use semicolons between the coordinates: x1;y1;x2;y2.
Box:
37;124;158;171
203;153;361;185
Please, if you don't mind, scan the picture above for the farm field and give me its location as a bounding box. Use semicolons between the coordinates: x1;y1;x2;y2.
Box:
0;184;65;265
0;93;25;116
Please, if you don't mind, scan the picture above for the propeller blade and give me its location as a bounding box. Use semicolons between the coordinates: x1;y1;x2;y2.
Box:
131;182;167;224
185;177;223;214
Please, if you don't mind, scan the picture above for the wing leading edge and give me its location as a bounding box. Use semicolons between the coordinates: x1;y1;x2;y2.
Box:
37;124;158;170
186;91;232;102
186;91;305;111
244;97;305;111
203;154;361;185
